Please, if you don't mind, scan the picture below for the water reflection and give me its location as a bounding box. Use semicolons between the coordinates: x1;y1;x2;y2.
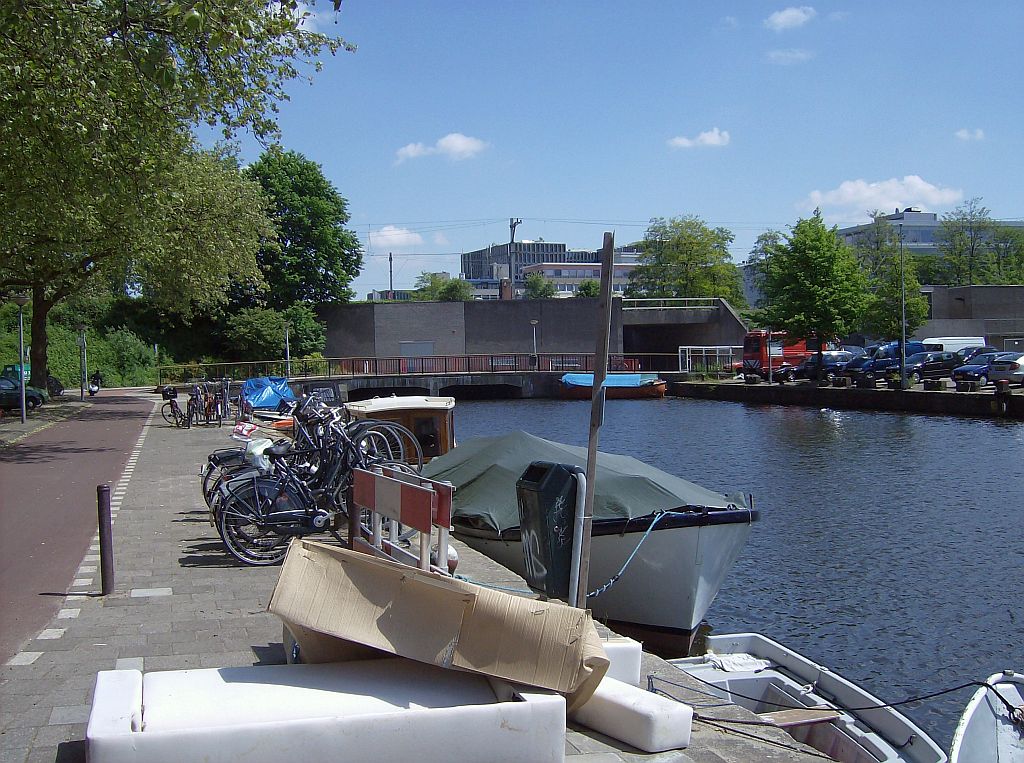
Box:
454;397;1024;748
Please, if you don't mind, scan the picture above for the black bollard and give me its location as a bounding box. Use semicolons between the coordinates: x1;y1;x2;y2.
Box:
97;484;114;595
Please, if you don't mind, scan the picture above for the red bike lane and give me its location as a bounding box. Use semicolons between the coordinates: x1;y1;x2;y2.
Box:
0;394;155;663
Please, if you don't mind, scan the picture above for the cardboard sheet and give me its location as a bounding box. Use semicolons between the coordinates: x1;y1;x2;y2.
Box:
269;539;608;709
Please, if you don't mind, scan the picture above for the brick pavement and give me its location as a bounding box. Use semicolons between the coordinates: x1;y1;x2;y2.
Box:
0;394;818;763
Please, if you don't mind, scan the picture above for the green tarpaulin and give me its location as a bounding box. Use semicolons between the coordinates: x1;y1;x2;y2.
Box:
422;431;747;534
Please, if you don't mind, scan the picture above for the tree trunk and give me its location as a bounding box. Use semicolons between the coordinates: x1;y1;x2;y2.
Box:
29;285;51;391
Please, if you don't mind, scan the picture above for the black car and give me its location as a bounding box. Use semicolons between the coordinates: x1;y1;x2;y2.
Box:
956;345;998;363
0;375;46;410
901;351;961;384
794;351;856;381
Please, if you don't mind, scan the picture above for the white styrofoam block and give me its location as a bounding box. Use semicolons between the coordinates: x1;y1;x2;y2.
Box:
141;659;497;732
601;636;643;685
569;676;692;753
87;659;566;763
87;670;142;747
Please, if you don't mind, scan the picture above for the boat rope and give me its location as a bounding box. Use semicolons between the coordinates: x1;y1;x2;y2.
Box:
586;510;673;598
651;670;1018;715
689;715;838;760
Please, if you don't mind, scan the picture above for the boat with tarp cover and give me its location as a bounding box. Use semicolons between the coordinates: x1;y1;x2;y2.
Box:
422;431;757;649
558;373;667;399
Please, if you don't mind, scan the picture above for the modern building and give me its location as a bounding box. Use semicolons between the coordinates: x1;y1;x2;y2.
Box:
520;259;638;296
836;207;1024;257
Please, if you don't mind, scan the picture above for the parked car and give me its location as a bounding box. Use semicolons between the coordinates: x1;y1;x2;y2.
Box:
1;363;30;381
900;351;961;384
956;345;998;363
841;345;868;358
842;342;928;386
0;375;46;410
795;351;856;381
841;355;880;385
989;352;1024;386
952;352;1016;387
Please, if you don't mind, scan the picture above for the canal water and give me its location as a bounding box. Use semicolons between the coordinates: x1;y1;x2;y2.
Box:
452;397;1024;749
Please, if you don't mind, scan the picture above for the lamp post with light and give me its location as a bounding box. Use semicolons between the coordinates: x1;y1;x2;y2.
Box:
530;319;539;368
13;294;29;423
76;323;88;401
899;224;907;390
284;322;291;379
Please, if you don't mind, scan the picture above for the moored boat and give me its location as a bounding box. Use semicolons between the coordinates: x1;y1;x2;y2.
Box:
669;632;947;763
949;671;1024;763
422;431;757;649
558;372;667;399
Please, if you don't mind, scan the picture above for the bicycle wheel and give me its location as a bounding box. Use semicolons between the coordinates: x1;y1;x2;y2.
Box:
184;400;194;429
217;494;290;566
161;401;176;425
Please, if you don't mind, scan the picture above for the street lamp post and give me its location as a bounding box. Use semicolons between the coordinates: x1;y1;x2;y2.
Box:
508;218;522;300
530;319;539;368
13;294;29;423
76;323;87;401
284;323;291;379
899;224;907;390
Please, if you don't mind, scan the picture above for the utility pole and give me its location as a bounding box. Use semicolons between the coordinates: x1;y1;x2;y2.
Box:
389;252;393;293
508;218;522;300
899;223;907;390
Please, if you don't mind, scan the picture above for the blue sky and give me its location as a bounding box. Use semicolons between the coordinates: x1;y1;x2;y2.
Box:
227;2;1024;296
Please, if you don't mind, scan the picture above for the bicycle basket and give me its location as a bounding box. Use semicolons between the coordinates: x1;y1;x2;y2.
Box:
161;386;178;400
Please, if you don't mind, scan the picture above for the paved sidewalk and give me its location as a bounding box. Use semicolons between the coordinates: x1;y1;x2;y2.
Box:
0;395;818;763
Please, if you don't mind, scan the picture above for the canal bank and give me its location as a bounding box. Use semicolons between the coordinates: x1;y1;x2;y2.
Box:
668;378;1024;419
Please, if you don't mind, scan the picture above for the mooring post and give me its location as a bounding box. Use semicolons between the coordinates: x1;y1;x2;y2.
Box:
97;484;114;595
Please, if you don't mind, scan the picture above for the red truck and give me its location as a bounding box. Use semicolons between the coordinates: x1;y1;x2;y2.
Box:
738;330;839;381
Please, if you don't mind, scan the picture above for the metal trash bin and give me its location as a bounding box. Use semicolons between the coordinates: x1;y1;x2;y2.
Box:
515;462;582;599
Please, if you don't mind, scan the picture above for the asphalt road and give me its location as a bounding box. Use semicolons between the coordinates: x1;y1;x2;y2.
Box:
0;394;154;663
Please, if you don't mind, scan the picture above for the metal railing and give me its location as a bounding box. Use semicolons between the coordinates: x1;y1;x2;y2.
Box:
621;297;719;310
156;353;686;384
678;346;742;373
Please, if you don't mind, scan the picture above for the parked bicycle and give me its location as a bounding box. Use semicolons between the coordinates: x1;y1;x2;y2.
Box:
160;385;188;428
202;395;423;566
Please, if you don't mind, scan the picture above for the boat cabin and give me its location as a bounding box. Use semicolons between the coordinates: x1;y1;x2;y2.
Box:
344;395;456;460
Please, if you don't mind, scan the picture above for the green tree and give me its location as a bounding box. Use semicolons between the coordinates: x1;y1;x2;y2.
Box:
224;308;286;360
935;198;994;286
989;226;1024;283
0;0;349;389
524;273;557;299
411;272;472;301
282;304;327;357
105;327;155;387
576;279;600;298
851;212;898;281
626;216;746;306
243;149;363;308
744;230;783;311
762;211;868;374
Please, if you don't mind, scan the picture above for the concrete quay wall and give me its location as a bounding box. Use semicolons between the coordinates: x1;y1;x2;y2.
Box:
670;380;1024;419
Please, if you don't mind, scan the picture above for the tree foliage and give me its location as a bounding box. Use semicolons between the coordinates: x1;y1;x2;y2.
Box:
0;0;350;387
576;279;600;298
524;273;557;299
935;198;994;286
626;216;746;306
242;149;362;308
412;273;473;302
854;217;930;339
761;211;868;352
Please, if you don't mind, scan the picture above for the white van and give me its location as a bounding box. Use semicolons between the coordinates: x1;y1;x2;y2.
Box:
921;336;987;354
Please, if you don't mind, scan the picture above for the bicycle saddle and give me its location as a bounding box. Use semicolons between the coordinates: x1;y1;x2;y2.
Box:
266;441;293;459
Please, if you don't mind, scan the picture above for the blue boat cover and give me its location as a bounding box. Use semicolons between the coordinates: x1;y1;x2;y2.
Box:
561;373;650;388
240;377;297;409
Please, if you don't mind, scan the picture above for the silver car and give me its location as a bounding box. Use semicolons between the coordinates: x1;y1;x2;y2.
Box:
988;352;1024;385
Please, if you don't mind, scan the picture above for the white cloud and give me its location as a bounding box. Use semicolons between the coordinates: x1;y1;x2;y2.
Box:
764;6;817;31
394;132;489;164
801;175;963;217
368;225;425;251
432;232;450;247
668;127;731;149
827;11;850;21
767;48;814;64
955;128;985;142
721;15;738;28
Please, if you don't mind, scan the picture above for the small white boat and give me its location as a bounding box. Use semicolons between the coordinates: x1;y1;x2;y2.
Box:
949;671;1024;763
669;632;947;763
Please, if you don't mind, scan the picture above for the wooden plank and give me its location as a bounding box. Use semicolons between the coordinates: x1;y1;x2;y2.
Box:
758;708;842;728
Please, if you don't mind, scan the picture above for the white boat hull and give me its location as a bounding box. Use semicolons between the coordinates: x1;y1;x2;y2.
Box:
670;633;946;763
949;671;1024;763
457;519;753;635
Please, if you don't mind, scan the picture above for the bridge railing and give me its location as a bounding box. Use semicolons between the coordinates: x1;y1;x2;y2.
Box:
621;297;719;310
157;353;684;384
